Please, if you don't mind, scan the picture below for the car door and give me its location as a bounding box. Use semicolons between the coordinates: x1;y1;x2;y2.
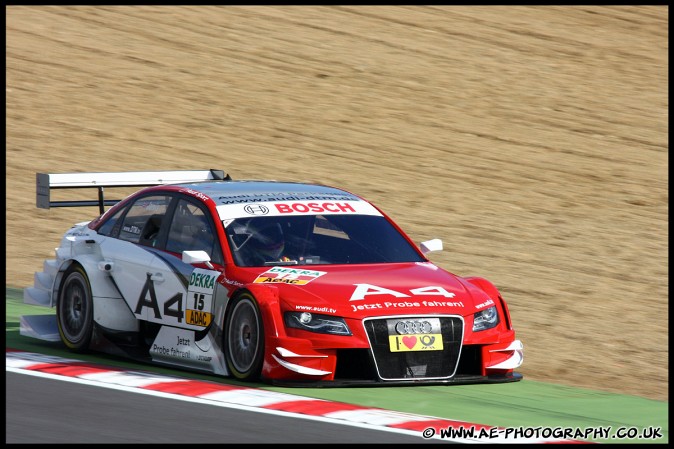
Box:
145;197;223;332
98;194;174;322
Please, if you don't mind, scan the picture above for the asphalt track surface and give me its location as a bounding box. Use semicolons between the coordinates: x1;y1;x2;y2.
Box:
6;371;442;444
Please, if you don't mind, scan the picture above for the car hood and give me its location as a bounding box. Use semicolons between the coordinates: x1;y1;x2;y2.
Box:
248;262;491;318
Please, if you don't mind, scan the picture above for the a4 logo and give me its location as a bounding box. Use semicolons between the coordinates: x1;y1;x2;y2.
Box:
350;283;456;301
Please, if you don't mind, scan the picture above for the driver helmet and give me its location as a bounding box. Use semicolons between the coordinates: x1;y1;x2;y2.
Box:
249;220;285;260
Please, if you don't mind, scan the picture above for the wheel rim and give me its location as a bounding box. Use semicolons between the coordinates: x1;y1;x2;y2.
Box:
227;298;260;374
60;273;89;342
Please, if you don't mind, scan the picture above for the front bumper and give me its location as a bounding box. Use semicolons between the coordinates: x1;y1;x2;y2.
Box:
263;336;524;385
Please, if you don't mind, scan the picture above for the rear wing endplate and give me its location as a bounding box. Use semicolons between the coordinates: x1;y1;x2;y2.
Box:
37;169;229;214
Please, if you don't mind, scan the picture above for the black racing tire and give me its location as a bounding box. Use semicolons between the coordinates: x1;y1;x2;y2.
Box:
56;264;94;352
224;292;265;381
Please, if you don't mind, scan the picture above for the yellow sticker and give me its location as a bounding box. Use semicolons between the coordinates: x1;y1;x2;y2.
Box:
186;309;212;327
389;334;443;352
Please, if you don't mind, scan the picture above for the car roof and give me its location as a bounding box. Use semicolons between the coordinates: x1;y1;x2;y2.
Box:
170;180;365;206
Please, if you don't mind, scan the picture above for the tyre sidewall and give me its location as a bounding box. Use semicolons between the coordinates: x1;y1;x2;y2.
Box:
224;292;265;381
56;264;94;352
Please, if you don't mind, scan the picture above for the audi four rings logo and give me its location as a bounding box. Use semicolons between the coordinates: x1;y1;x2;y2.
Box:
395;320;433;334
244;204;269;215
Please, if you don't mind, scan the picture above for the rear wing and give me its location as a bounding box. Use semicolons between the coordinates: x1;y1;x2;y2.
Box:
37;169;230;214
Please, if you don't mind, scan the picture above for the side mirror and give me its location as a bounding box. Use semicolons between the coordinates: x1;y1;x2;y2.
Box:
183;250;214;269
420;238;443;255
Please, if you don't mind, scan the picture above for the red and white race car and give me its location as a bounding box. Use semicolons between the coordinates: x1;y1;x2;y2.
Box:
21;169;523;386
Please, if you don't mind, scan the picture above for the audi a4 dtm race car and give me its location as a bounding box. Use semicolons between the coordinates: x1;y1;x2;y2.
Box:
21;169;523;386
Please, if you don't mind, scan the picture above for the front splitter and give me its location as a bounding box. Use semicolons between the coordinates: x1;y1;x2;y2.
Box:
267;372;523;388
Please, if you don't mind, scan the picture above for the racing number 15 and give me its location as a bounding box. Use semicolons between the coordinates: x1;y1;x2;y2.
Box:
193;293;205;310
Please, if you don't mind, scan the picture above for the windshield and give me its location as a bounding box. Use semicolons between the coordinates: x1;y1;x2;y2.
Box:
225;214;425;267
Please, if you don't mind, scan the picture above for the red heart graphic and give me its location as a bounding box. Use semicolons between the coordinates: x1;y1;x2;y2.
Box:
402;336;417;349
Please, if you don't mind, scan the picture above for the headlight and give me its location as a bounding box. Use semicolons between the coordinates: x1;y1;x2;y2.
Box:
472;306;499;331
284;312;352;335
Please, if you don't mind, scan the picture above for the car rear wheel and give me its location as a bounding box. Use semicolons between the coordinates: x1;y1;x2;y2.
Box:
56;264;94;352
225;292;264;381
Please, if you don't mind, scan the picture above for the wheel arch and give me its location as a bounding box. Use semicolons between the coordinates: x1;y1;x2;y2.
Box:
223;284;282;381
55;255;138;332
225;284;283;336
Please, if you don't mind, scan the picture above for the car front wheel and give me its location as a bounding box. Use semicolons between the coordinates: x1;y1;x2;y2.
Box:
56;264;94;352
225;292;264;381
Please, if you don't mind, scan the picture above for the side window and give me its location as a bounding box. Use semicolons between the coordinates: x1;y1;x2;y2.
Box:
166;199;221;264
97;207;126;237
118;195;172;245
